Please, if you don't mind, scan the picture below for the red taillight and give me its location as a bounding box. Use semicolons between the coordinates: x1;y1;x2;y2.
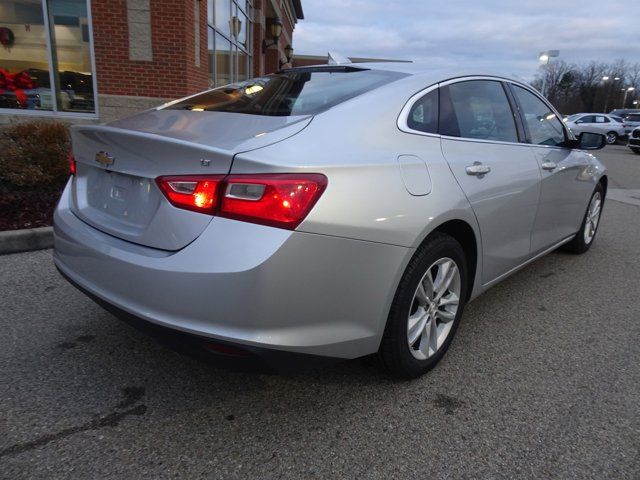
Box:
220;174;327;229
155;173;327;230
156;175;225;214
69;153;76;176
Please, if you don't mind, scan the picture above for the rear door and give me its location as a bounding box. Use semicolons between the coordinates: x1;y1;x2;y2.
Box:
574;115;595;135
509;84;594;253
439;79;541;284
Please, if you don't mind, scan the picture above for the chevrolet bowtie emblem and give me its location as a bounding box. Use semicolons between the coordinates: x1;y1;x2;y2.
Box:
95;151;115;167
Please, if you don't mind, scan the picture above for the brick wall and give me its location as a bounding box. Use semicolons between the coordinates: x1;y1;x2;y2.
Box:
92;0;209;99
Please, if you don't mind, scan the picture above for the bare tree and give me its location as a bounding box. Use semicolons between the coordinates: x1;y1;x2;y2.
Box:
532;60;640;114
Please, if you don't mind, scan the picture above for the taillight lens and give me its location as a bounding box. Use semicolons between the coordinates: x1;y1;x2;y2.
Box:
155;173;327;230
156;175;225;214
69;153;76;176
220;174;327;229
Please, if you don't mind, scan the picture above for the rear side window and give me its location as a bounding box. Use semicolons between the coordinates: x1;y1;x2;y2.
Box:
163;68;408;116
511;85;566;147
440;80;518;143
595;116;609;123
407;89;439;134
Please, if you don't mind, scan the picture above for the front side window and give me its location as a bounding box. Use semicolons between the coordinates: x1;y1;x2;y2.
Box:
0;0;95;114
512;85;565;147
440;80;518;143
407;88;438;134
165;68;408;116
578;115;594;123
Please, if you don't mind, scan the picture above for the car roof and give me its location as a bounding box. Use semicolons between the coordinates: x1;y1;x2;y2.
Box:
285;62;536;90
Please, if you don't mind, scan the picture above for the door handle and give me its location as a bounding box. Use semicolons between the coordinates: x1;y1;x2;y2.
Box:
465;163;491;176
541;162;557;171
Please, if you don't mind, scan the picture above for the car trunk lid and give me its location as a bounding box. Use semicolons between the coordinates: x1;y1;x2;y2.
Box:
69;111;312;251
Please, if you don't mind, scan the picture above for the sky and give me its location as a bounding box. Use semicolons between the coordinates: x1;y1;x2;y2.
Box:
293;0;639;80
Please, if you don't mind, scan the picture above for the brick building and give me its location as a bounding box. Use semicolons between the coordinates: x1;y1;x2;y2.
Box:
0;0;303;123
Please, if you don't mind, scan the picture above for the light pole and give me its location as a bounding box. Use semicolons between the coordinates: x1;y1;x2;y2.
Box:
622;87;635;109
538;50;560;97
602;76;620;112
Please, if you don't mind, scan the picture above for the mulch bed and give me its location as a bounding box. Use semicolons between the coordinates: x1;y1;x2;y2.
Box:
0;188;63;231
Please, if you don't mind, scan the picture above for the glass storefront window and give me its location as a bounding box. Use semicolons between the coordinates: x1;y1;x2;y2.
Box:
215;32;231;86
47;0;94;112
0;0;95;114
208;0;252;88
0;1;52;110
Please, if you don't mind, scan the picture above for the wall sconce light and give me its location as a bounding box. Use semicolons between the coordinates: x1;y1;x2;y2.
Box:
230;16;242;38
262;17;283;53
279;44;294;69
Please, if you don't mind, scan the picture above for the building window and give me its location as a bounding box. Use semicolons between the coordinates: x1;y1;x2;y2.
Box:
207;0;252;88
0;0;96;115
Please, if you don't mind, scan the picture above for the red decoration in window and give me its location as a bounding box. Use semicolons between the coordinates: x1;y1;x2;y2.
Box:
0;69;37;107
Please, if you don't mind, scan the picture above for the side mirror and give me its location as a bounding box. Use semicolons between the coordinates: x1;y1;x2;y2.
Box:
569;132;606;150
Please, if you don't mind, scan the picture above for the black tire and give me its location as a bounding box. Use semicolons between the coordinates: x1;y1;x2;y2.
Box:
632;149;640;155
563;183;605;254
606;132;618;145
379;232;468;379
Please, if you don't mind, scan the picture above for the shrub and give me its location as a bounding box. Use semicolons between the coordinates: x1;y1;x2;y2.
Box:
0;120;71;190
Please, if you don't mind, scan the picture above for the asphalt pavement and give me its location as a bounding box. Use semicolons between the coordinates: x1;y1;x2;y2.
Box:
1;145;639;479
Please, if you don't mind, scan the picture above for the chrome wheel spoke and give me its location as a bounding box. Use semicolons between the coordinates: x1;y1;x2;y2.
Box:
438;291;459;308
417;323;430;357
408;310;428;345
436;307;456;322
414;283;430;307
434;261;457;301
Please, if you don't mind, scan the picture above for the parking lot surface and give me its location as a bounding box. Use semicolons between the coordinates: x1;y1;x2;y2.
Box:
1;145;639;479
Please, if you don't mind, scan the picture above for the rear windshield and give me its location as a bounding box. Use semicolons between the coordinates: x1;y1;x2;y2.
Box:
163;68;408;116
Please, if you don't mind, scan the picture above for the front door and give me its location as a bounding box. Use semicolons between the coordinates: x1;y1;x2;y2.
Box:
509;84;595;253
439;80;541;284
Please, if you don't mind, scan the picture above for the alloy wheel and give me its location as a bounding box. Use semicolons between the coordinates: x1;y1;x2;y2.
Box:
584;191;602;245
407;257;461;360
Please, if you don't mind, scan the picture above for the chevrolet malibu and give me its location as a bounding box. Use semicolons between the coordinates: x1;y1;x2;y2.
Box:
54;64;608;378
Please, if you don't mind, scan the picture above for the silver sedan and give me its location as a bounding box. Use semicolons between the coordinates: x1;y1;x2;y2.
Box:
54;64;608;378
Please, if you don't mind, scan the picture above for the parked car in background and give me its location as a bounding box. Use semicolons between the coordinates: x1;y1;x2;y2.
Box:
609;108;640;118
54;65;609;378
621;113;640;136
628;127;640;154
564;113;626;144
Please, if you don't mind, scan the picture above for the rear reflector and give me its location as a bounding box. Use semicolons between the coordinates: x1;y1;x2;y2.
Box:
156;173;327;230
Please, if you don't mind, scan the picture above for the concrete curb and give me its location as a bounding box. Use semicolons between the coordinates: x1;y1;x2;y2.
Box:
0;226;53;255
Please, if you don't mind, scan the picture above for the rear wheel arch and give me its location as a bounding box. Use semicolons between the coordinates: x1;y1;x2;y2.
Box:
413;219;478;301
431;220;478;300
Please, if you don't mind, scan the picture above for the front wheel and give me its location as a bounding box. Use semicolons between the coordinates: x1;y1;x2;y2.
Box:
563;184;604;254
606;132;618;144
379;233;468;378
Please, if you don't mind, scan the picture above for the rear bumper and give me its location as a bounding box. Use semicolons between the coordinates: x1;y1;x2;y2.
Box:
53;183;411;360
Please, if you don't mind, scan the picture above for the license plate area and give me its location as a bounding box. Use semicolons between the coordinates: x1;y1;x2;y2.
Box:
85;169;160;227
